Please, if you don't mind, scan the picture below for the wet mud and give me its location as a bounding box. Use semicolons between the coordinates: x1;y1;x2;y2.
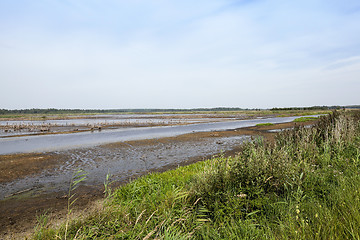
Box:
0;135;250;200
0;120;316;238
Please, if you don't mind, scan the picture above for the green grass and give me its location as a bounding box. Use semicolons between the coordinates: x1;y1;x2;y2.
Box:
256;123;274;126
0;115;23;118
277;110;331;118
33;110;360;239
293;116;319;122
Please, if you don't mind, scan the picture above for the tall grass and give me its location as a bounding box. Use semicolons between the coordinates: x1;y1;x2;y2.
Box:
191;110;360;239
33;110;360;239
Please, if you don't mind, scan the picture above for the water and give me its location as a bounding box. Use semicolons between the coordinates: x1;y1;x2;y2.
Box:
0;116;311;155
0;115;321;199
0;114;235;137
0;113;233;126
0;135;249;199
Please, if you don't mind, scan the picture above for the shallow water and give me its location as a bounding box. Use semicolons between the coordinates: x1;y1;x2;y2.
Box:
0;116;309;155
0;113;232;126
0;118;188;126
0;114;234;137
0;135;249;199
0;115;321;199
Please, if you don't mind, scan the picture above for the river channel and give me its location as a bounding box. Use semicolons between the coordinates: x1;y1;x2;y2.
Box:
0;116;304;155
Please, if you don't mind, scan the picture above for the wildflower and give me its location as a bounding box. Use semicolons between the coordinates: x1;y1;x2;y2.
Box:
236;193;247;198
315;213;318;218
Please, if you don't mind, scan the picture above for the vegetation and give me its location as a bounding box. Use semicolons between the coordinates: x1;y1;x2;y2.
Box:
256;123;274;126
270;106;342;111
2;105;358;116
293;116;319;122
65;170;88;239
0;108;250;115
33;110;360;239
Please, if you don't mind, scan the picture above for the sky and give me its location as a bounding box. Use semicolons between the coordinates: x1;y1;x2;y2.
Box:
0;0;360;109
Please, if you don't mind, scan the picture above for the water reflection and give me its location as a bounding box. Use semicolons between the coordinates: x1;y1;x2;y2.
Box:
0;116;319;155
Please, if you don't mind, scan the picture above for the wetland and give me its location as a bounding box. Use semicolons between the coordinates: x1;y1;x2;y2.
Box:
0;111;323;238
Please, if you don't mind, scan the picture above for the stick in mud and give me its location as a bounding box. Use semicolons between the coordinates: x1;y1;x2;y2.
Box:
5;188;34;198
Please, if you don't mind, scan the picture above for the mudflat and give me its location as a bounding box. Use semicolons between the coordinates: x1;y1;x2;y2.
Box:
0;120;315;239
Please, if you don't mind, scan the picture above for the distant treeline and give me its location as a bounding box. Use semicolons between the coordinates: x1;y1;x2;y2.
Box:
0;107;249;115
271;105;360;111
1;106;359;115
270;106;342;111
345;105;360;109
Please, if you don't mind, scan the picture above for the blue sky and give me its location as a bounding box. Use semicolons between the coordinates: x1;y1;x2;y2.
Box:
1;0;359;109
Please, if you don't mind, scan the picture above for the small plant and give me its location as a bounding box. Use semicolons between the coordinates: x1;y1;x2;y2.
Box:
64;169;88;239
103;170;114;198
33;211;49;239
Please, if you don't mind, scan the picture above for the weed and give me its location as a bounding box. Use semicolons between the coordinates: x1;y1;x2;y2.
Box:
103;170;113;199
33;211;49;239
64;169;87;239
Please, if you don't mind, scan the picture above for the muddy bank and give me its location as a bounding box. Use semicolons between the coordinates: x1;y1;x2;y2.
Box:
0;120;316;238
0;135;250;200
0;113;246;138
0;115;314;155
0;120;312;186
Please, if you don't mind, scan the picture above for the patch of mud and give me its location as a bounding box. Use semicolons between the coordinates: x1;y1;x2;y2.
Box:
0;135;250;199
0;133;250;238
0;153;63;184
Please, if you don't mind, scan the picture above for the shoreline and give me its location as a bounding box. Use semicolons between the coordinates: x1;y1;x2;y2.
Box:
0;120;317;238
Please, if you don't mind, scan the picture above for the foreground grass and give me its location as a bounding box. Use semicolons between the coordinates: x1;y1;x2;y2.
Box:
34;111;360;239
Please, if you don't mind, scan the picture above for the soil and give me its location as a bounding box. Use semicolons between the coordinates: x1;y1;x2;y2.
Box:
0;120;316;239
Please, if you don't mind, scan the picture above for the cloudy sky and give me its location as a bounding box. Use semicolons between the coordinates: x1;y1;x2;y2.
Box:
1;0;359;109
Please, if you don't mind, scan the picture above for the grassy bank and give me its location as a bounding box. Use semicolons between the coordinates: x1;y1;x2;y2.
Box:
34;110;360;239
293;116;319;122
